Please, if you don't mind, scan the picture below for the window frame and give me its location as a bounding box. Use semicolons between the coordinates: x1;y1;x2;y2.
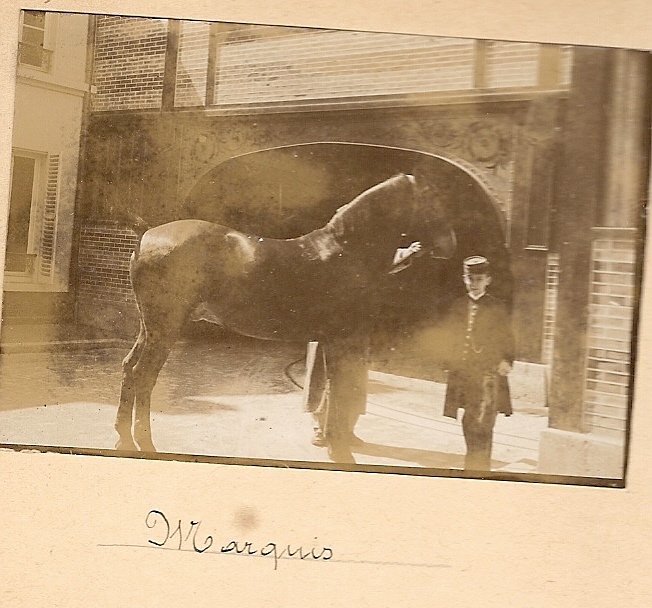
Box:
4;149;46;283
18;10;55;72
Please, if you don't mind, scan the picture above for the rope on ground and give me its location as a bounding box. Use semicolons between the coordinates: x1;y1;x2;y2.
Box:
284;355;306;390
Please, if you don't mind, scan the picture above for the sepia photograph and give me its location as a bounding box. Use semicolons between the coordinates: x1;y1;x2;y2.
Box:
2;2;652;607
0;9;649;485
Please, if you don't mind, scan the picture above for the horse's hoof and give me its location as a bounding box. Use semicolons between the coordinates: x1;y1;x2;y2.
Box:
135;440;157;453
115;438;138;451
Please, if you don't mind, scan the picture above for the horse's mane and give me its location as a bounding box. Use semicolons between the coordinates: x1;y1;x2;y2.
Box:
325;173;410;240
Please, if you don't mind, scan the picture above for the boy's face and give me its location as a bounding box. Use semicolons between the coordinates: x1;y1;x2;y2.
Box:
463;272;491;297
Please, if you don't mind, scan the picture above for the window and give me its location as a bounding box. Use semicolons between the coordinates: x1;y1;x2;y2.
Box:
5;151;60;282
18;10;52;71
6;153;41;274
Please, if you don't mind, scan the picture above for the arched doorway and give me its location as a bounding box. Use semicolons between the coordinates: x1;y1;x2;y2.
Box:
183;142;512;374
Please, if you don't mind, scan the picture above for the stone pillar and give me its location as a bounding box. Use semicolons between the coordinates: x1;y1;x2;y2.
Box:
539;48;651;478
601;50;652;228
547;47;610;433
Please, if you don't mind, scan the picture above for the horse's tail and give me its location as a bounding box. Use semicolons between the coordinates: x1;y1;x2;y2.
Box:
125;211;151;239
109;207;151;238
102;210;150;274
112;210;151;263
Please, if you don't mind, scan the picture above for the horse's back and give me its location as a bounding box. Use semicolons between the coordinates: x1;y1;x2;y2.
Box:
138;219;226;259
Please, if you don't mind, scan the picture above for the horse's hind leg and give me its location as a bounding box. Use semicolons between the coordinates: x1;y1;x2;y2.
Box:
129;294;194;452
115;321;146;450
124;244;203;452
131;335;173;452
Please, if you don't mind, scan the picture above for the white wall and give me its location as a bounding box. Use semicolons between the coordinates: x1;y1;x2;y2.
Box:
5;12;89;292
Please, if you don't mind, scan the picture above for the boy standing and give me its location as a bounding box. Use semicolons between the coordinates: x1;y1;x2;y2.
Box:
443;256;514;471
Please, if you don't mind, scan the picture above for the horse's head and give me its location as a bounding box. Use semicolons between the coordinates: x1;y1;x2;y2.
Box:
404;174;457;260
326;173;456;268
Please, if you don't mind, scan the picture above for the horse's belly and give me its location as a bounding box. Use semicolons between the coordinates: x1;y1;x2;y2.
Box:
200;276;355;341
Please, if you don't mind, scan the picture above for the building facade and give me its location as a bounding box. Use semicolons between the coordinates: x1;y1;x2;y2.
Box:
77;18;575;361
2;11;91;327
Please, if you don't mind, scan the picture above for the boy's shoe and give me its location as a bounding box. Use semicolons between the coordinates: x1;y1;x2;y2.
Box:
311;429;327;447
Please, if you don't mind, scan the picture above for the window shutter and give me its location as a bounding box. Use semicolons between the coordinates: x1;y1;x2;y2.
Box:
39;153;60;278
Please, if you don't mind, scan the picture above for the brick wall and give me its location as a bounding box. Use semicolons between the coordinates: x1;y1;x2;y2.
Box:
584;231;637;441
92;16;168;111
77;221;138;303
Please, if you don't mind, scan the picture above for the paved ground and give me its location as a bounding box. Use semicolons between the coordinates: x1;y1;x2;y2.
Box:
0;333;548;474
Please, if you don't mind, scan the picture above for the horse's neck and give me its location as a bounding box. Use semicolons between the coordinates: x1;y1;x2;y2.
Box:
297;228;343;261
328;223;403;273
316;175;413;266
331;209;404;262
296;224;399;269
324;199;404;249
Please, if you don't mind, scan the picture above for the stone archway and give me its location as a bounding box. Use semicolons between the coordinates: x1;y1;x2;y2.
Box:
184;142;507;236
184;141;513;312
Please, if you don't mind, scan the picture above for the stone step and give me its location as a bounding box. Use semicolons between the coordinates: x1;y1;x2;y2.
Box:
0;322;129;353
0;338;129;354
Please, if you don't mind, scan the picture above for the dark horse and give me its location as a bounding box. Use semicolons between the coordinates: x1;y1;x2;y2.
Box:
115;173;456;460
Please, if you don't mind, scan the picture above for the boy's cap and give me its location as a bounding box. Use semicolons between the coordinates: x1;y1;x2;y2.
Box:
463;255;490;275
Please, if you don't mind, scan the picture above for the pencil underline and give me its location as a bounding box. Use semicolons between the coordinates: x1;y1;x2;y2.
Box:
97;542;451;568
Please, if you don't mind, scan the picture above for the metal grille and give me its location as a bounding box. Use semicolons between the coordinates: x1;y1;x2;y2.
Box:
584;237;636;441
484;41;539;88
213;30;479;105
175;21;210;107
542;253;559;365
